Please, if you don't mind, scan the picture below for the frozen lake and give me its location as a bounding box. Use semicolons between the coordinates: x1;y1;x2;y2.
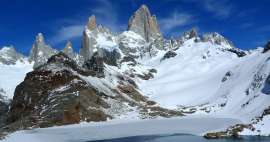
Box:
90;134;270;142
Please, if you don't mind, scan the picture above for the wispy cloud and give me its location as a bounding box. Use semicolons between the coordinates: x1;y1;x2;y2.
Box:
159;11;194;33
175;0;234;19
50;25;84;44
201;0;234;19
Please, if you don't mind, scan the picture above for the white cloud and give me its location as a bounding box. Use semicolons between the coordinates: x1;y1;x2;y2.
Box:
50;25;84;44
159;11;193;32
175;0;234;19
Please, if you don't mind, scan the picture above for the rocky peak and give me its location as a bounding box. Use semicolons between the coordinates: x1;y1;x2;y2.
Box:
63;41;74;56
87;15;97;31
202;32;234;48
80;16;119;64
183;28;198;40
36;33;45;44
29;33;58;68
128;4;161;42
0;46;25;65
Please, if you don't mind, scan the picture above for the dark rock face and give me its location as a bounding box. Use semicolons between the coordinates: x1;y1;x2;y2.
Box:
183;28;198;40
83;52;105;78
0;94;8;128
262;75;270;95
7;53;110;129
120;56;137;66
222;71;232;82
225;48;246;57
263;41;270;53
162;51;177;60
98;49;121;66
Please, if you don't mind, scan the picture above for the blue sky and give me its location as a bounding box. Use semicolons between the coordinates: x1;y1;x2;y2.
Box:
0;0;270;55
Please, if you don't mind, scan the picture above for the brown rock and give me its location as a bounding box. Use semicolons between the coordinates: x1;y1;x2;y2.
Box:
7;53;109;129
87;15;97;31
128;4;162;42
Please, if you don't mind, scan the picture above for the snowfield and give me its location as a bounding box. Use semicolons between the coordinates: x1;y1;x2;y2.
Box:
0;61;33;99
2;116;241;142
138;39;270;123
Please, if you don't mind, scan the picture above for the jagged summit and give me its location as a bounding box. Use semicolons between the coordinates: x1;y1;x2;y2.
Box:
36;33;45;44
128;4;161;42
0;46;25;65
80;14;118;62
202;32;234;48
182;28;198;40
29;33;58;68
63;41;74;56
87;15;97;31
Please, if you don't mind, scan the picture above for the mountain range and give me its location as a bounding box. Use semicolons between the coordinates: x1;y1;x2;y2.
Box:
0;4;270;139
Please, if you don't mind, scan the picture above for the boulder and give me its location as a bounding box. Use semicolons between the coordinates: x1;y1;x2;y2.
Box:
161;51;177;60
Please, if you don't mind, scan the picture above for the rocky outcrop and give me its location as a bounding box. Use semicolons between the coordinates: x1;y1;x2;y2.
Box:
204;124;253;139
202;32;234;47
80;15;121;66
80;15;97;61
7;53;109;129
83;52;105;78
263;41;270;53
225;48;246;57
161;51;177;61
128;5;162;42
182;28;198;40
164;39;182;51
29;33;58;68
62;41;84;66
118;31;146;58
201;32;247;57
0;46;25;65
63;41;74;58
0;93;8;128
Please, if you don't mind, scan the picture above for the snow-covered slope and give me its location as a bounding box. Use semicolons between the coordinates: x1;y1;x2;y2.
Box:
0;46;26;65
0;46;33;100
0;62;33;99
128;38;270;124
